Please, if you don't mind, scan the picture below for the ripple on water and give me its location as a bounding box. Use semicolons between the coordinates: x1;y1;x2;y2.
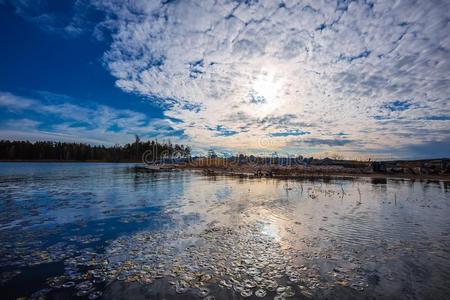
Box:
0;165;449;299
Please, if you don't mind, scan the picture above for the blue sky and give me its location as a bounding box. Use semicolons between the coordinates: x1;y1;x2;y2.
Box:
0;0;449;159
0;0;179;144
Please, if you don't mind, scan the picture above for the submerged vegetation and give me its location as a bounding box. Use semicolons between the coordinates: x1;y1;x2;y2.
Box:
1;165;449;299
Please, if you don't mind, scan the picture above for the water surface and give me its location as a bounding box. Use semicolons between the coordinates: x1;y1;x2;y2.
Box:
0;163;449;299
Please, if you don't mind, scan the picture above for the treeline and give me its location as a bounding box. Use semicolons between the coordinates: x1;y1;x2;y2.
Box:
0;137;191;162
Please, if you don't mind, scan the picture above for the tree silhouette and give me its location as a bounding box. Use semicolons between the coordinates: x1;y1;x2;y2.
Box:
0;139;191;162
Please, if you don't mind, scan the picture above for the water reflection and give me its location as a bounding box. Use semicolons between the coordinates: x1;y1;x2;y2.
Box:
0;163;449;299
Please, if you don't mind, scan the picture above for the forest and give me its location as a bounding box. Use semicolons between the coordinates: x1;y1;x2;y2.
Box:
0;136;191;162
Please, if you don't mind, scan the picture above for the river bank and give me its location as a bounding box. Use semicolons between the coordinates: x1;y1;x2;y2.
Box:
142;162;450;182
195;169;450;182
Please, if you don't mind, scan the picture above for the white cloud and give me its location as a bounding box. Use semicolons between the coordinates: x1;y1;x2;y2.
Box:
90;0;450;158
5;0;449;158
0;91;182;145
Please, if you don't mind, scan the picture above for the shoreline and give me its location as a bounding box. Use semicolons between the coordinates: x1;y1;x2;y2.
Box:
0;160;141;163
147;165;450;182
195;169;450;182
1;160;449;181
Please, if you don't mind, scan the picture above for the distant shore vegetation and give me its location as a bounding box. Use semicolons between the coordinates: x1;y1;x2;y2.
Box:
0;136;191;162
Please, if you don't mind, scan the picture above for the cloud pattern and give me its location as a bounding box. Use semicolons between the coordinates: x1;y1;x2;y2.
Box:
0;92;182;145
3;0;450;158
88;0;450;158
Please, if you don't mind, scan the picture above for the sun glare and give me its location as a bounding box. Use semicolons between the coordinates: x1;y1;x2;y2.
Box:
250;71;284;114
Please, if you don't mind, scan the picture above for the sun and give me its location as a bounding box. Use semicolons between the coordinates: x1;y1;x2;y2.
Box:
249;71;284;114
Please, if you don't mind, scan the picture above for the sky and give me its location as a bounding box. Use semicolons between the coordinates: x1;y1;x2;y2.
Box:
0;0;449;159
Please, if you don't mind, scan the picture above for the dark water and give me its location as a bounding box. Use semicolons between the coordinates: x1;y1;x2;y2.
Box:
0;163;449;300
